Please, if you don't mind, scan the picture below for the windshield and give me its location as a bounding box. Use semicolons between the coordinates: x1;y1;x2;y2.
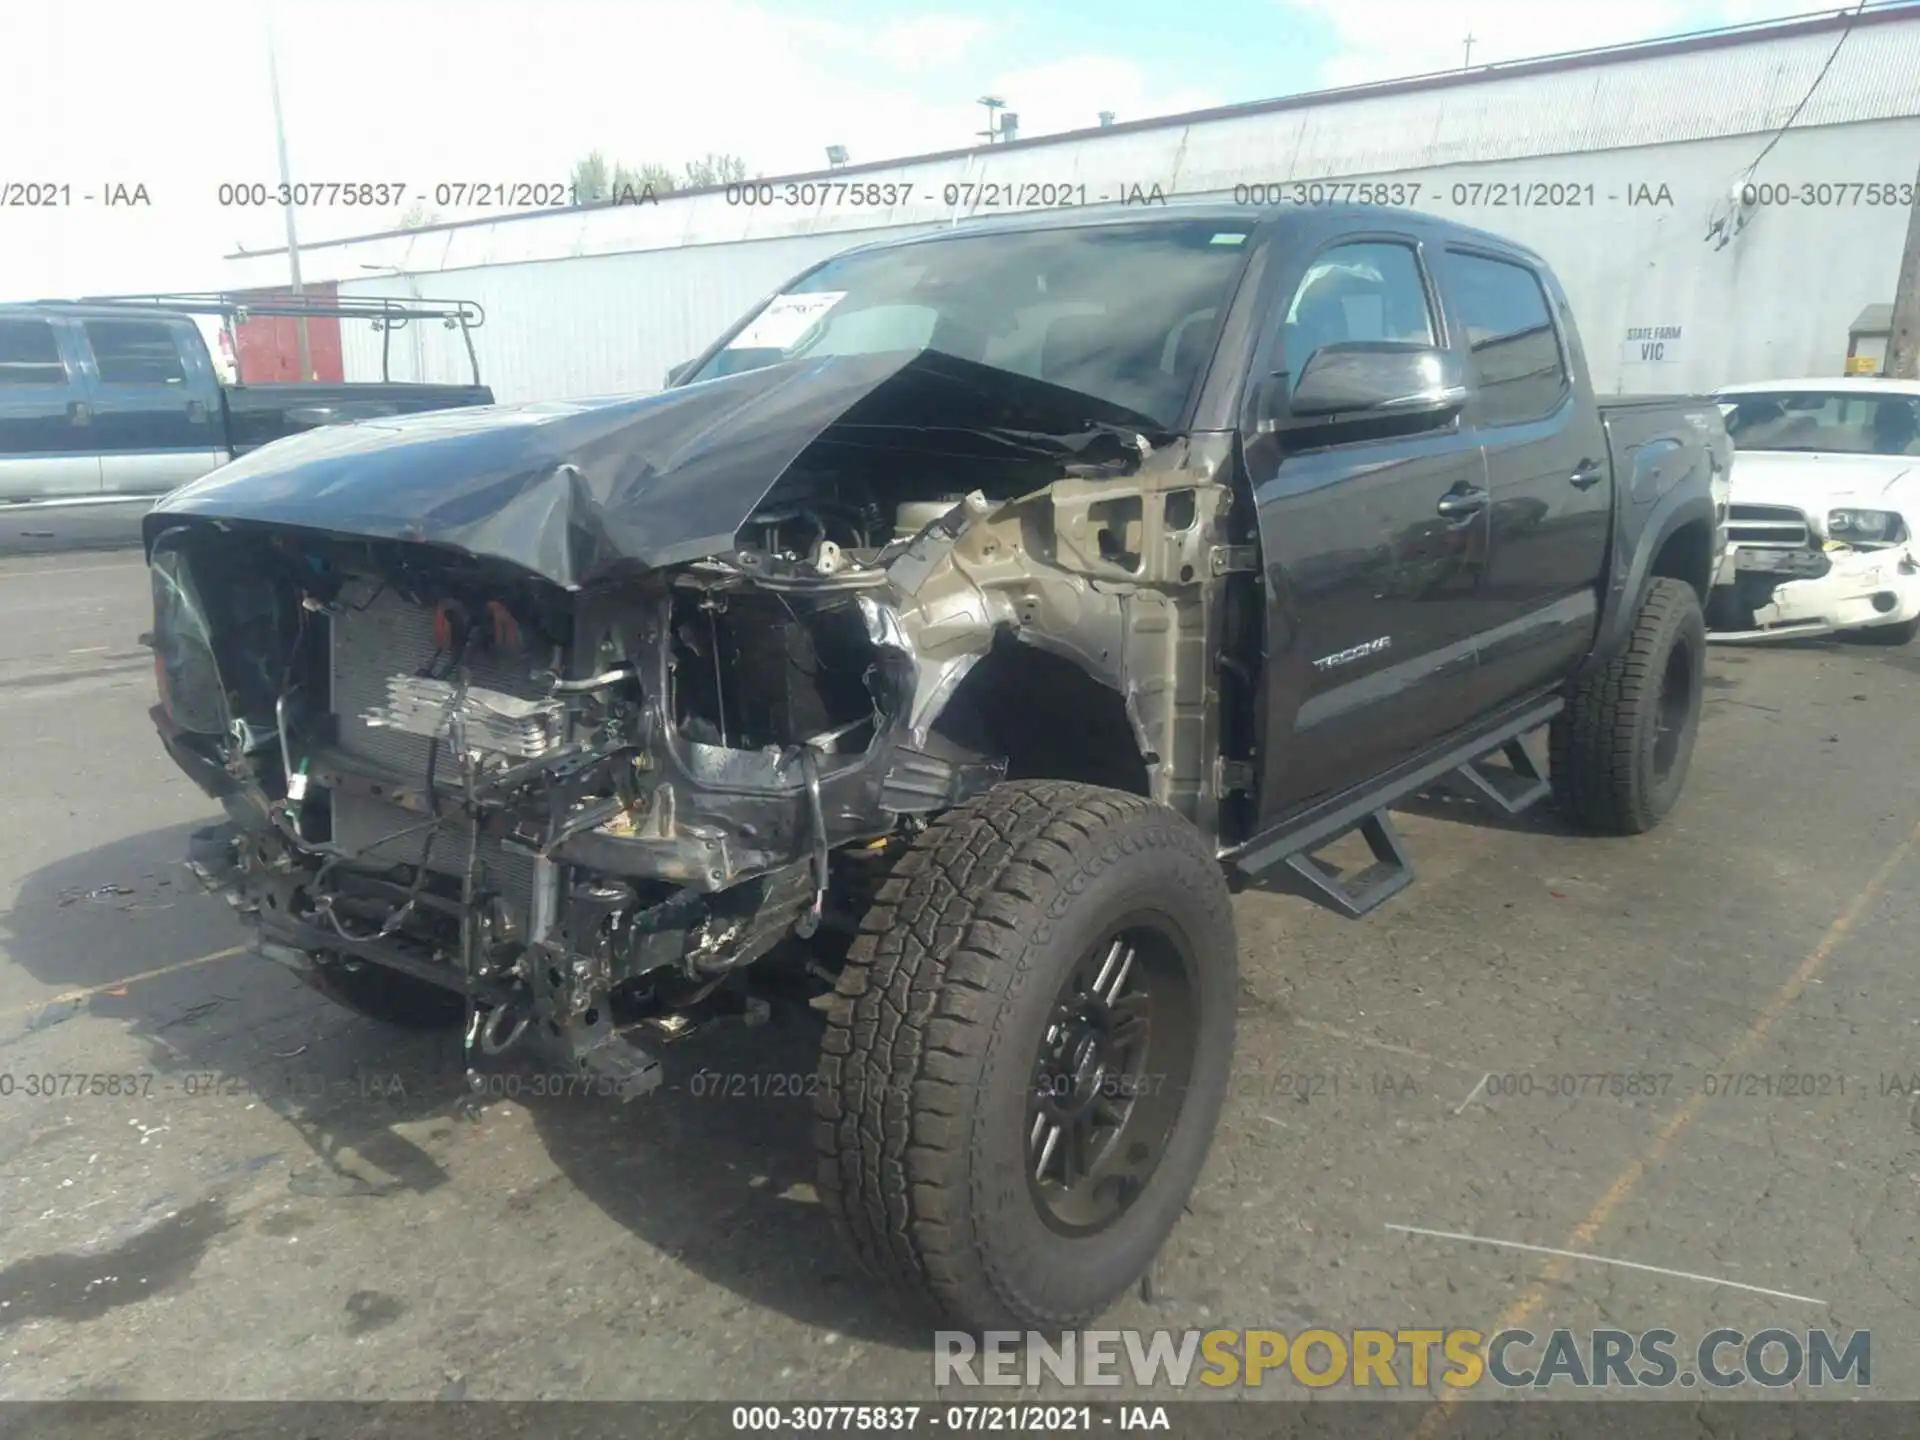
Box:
1720;390;1920;457
689;220;1257;431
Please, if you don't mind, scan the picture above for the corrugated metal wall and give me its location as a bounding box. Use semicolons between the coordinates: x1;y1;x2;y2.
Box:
332;118;1919;400
251;12;1920;400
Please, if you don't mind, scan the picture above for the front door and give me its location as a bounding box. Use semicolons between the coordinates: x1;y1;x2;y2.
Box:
1245;236;1492;821
0;314;102;501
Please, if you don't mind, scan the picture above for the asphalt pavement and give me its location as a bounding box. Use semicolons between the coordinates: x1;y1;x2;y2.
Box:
0;499;151;559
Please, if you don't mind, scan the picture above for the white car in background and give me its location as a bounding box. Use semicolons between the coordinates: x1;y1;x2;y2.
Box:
1709;377;1920;645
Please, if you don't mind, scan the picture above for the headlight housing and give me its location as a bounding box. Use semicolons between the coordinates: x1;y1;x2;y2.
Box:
1826;508;1904;543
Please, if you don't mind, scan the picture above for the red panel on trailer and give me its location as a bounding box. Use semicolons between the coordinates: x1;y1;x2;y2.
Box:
233;282;345;382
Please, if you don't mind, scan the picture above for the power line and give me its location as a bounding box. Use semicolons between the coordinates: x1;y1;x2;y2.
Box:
1741;0;1869;177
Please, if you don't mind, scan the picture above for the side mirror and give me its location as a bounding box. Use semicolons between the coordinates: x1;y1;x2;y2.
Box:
1277;342;1467;428
663;360;696;388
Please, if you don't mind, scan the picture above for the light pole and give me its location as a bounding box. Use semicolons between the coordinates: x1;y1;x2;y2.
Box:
264;0;312;381
977;95;1005;145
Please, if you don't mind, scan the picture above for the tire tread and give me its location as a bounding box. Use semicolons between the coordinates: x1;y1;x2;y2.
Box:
814;779;1230;1328
1550;576;1702;835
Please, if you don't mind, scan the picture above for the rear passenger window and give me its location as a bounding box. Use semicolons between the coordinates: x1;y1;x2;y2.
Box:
84;320;187;385
0;319;67;385
1443;252;1568;425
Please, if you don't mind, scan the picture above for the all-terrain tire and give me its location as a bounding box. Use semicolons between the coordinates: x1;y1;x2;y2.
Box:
815;780;1238;1331
1550;576;1706;835
307;954;466;1029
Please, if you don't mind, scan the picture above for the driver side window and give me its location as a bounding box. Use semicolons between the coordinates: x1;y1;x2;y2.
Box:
1280;241;1436;380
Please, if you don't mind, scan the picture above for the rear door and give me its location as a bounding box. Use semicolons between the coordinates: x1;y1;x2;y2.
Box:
0;314;102;500
1245;232;1492;819
76;316;228;497
1433;248;1610;698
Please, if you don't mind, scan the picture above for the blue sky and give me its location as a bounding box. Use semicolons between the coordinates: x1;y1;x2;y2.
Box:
0;0;1840;297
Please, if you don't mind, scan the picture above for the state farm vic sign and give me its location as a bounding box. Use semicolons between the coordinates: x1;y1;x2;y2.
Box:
1622;325;1682;363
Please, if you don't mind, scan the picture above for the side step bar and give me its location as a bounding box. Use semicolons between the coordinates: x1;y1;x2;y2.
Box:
1282;810;1416;918
1227;696;1563;918
1443;737;1551;816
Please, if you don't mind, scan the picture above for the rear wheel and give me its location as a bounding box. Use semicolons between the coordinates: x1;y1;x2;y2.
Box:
1550;577;1705;835
815;780;1238;1330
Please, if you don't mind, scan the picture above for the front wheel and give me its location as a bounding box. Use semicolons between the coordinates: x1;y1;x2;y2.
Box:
814;780;1238;1330
1550;576;1706;835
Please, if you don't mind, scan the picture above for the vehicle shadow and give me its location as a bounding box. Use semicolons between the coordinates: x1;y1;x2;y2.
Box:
1879;646;1920;679
519;1000;930;1349
3;821;924;1350
3;819;470;1198
1392;783;1577;837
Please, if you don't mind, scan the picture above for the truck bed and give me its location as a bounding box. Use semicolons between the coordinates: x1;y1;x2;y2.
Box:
222;383;496;455
1599;396;1729;502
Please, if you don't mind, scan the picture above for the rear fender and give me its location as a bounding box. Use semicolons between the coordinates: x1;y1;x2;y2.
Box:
1580;484;1718;674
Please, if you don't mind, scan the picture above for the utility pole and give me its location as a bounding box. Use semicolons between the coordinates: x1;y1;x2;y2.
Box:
1888;156;1920;379
1462;32;1476;68
264;0;312;381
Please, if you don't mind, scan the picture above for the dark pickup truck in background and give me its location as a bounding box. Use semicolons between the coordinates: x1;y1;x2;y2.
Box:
140;202;1728;1334
0;297;493;508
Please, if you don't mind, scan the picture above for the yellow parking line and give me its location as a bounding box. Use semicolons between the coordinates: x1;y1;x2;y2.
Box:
1412;815;1920;1432
0;944;249;1023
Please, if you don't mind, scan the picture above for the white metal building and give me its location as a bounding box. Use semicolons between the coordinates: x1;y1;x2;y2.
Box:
225;3;1920;402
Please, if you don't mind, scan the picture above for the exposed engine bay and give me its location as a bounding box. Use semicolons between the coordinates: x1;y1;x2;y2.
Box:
145;383;1246;1097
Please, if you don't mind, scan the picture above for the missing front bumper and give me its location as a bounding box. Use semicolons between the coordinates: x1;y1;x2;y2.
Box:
1708;547;1920;641
178;817;808;1103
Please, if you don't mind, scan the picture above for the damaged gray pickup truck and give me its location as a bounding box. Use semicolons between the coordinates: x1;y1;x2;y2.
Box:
142;204;1729;1331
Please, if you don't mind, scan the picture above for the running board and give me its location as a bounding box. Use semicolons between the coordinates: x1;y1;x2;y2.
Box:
1227;696;1562;918
1442;737;1551;815
1282;809;1415;918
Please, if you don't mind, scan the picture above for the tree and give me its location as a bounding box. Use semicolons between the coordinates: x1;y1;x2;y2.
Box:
682;152;749;188
570;150;676;204
396;198;442;229
567;150;752;204
628;162;677;196
570;149;612;205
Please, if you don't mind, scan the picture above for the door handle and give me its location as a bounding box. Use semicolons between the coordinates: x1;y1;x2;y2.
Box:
67;400;91;425
1570;459;1604;490
1435;486;1489;518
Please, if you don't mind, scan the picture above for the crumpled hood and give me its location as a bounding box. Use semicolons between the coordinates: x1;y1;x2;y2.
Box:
143;349;1159;589
1728;449;1918;522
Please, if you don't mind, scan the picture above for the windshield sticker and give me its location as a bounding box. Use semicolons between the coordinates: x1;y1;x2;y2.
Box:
727;291;848;351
